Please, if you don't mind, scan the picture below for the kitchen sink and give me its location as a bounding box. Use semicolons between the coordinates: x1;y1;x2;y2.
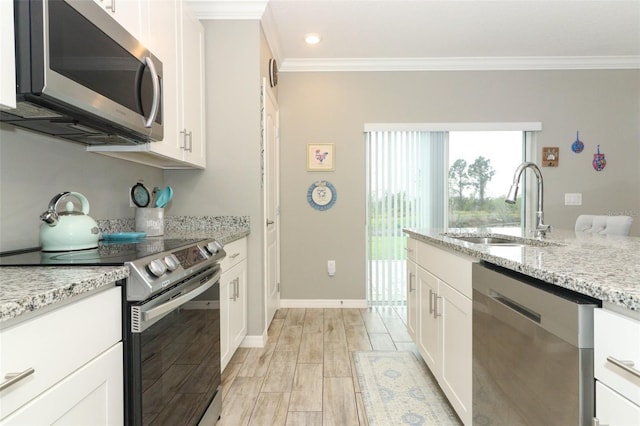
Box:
442;233;563;247
448;235;526;246
451;236;523;245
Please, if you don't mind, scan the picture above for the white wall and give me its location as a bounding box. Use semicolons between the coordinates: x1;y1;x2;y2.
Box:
277;69;640;301
164;20;267;338
0;124;163;251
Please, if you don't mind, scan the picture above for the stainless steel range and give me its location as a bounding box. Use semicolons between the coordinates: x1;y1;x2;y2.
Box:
0;237;226;425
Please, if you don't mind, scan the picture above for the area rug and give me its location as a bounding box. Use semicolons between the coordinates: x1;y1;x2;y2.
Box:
354;351;461;426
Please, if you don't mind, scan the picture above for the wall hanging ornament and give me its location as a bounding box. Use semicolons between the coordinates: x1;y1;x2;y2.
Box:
592;145;606;171
307;180;337;211
571;131;584;153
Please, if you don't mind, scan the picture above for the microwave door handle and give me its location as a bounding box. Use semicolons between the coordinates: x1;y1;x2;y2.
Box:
143;56;160;128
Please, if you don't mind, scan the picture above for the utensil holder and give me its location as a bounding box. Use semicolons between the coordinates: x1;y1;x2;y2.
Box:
135;208;164;236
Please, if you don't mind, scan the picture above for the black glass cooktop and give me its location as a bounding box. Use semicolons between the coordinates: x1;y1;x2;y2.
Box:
0;238;205;266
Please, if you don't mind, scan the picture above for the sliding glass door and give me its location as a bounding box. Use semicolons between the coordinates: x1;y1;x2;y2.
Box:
365;130;447;306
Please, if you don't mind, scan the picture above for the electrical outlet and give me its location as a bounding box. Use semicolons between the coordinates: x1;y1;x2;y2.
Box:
327;260;336;276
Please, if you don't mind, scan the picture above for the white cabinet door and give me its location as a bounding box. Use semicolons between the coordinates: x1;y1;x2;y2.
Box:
417;266;439;375
596;381;640;426
0;0;16;110
406;259;418;340
92;0;143;40
439;281;472;426
1;343;123;426
143;0;183;161
229;259;248;351
179;3;206;168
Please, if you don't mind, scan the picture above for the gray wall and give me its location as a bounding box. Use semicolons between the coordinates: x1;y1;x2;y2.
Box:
277;70;640;301
0;124;162;251
164;20;267;338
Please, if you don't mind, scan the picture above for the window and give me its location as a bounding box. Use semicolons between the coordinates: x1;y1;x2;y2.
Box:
365;123;539;306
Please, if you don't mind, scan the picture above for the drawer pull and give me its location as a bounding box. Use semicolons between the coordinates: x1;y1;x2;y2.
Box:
606;356;640;378
0;368;35;391
230;253;240;259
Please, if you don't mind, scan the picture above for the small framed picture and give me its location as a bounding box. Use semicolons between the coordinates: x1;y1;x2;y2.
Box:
542;147;559;167
307;143;335;171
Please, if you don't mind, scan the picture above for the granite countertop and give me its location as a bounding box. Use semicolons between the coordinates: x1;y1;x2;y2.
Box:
0;215;250;326
404;227;640;313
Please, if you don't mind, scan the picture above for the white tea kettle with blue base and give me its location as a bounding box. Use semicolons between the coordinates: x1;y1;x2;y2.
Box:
40;192;101;251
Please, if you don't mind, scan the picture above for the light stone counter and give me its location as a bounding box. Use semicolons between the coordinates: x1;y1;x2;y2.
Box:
404;227;640;314
0;266;128;326
0;215;250;325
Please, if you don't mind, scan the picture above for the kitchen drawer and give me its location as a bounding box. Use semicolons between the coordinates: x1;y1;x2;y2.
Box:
595;380;640;425
594;308;640;406
416;240;474;299
220;237;247;272
0;286;121;419
406;237;417;262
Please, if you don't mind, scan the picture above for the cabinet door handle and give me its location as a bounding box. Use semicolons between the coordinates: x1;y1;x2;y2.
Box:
408;272;414;292
0;368;35;391
428;289;434;314
187;131;193;152
180;129;188;150
433;294;441;318
230;253;240;259
106;0;115;12
606;356;640;378
235;278;240;299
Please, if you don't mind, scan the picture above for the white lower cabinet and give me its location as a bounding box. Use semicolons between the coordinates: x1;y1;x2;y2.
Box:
594;308;640;425
408;237;474;425
406;240;418;341
1;343;123;426
220;238;248;371
0;286;123;425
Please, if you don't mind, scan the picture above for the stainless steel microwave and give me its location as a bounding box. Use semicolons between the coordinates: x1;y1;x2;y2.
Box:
1;0;163;145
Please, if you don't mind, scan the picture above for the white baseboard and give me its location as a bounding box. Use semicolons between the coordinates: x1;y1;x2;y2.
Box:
240;331;267;348
279;299;368;309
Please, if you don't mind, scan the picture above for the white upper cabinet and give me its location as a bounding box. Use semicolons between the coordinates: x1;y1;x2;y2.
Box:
0;0;16;110
92;0;144;40
87;0;206;169
178;2;206;168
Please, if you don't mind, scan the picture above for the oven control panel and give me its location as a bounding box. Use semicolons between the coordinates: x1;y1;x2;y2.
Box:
126;238;226;301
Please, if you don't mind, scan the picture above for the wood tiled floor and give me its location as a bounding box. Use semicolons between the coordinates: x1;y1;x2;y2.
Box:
216;307;420;426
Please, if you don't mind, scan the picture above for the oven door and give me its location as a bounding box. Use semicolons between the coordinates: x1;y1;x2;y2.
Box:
125;267;221;426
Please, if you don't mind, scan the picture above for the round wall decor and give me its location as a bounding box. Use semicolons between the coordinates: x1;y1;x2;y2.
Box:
307;181;337;211
269;58;278;87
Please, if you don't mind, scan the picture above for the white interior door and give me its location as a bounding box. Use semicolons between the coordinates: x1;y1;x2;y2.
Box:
263;80;280;327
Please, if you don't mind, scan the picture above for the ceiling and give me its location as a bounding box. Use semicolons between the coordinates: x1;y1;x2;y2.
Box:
189;0;640;71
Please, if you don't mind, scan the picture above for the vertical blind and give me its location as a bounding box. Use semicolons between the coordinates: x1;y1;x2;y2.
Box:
366;131;447;306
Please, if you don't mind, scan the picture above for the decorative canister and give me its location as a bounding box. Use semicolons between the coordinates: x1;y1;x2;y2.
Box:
135;208;164;236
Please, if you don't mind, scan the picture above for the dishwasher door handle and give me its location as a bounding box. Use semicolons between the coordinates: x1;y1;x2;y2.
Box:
489;289;541;324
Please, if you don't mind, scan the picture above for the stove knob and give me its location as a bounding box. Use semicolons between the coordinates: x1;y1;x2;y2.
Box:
205;240;224;255
147;258;167;277
164;254;180;272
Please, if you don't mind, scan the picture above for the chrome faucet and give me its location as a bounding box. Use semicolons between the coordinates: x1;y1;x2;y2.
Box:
505;162;551;238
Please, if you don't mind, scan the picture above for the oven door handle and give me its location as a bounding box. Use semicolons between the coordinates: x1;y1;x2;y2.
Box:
142;270;220;323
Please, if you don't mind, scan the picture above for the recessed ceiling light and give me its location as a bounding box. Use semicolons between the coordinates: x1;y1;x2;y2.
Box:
304;33;321;45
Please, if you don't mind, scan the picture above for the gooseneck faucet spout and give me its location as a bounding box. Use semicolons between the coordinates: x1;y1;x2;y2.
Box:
505;162;551;238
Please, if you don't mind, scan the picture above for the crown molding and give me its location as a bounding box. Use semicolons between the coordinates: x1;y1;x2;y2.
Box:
280;56;640;72
186;0;267;20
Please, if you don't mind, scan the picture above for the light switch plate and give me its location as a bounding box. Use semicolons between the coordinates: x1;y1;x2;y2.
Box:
565;193;582;206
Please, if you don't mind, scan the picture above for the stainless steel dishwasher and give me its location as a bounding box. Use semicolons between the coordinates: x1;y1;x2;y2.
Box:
472;262;599;426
